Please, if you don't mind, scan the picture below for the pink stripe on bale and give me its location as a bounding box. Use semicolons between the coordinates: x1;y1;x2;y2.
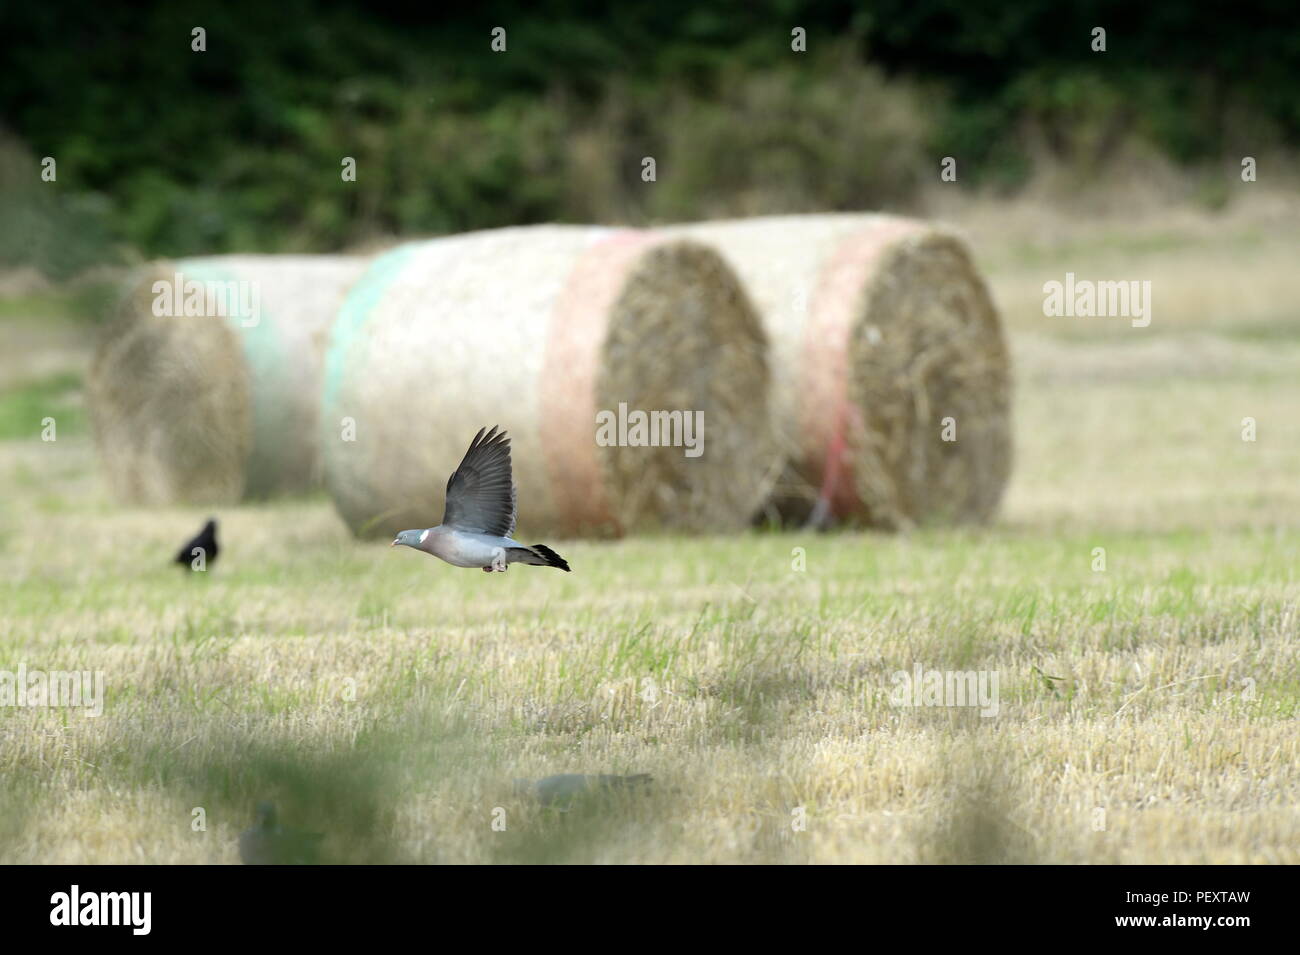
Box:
802;217;926;521
540;229;657;536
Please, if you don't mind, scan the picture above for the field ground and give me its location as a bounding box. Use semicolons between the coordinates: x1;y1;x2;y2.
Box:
0;201;1297;863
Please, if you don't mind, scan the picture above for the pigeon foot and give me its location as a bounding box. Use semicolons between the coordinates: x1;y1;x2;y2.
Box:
490;548;508;572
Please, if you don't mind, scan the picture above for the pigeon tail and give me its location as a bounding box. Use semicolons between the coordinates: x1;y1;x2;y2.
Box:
530;544;570;572
507;545;570;572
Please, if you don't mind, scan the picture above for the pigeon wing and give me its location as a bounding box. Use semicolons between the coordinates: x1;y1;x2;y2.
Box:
441;426;517;536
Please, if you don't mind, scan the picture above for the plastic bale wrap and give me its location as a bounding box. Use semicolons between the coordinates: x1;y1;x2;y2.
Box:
670;215;1012;529
87;255;371;503
320;225;777;540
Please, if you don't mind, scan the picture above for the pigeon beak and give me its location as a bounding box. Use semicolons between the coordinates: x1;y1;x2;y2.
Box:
390;539;399;547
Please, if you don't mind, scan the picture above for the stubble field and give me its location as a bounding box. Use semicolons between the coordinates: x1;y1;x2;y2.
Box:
1;202;1297;864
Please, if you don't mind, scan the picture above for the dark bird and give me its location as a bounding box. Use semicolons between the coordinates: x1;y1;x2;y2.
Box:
391;426;570;573
175;518;218;571
238;802;323;865
515;773;653;810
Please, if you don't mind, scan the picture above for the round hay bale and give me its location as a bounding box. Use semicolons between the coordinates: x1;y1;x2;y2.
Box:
320;225;775;539
87;255;371;503
668;214;1012;529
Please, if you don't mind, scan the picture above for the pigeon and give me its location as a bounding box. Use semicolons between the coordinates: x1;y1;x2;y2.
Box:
391;426;570;573
238;802;323;865
515;773;653;810
175;518;218;571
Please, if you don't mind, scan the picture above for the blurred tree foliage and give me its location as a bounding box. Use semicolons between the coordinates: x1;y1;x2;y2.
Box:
1;1;1296;267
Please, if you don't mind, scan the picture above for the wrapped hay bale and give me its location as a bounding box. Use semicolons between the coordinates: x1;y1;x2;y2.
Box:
320;225;776;539
668;214;1012;529
88;255;371;503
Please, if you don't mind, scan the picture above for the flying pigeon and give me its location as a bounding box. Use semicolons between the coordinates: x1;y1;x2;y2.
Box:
391;426;570;573
515;773;653;810
238;801;323;865
175;518;218;571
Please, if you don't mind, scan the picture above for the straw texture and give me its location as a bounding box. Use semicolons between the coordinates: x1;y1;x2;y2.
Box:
670;214;1012;528
88;255;370;503
320;225;776;539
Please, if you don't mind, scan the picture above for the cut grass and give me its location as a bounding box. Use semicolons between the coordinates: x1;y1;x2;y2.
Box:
1;206;1297;863
0;370;84;440
0;460;1295;862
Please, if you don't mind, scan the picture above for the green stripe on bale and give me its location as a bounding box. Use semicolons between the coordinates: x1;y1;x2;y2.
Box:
87;255;371;504
320;225;778;540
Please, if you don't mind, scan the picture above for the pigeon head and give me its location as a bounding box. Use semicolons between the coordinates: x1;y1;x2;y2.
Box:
391;529;424;549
